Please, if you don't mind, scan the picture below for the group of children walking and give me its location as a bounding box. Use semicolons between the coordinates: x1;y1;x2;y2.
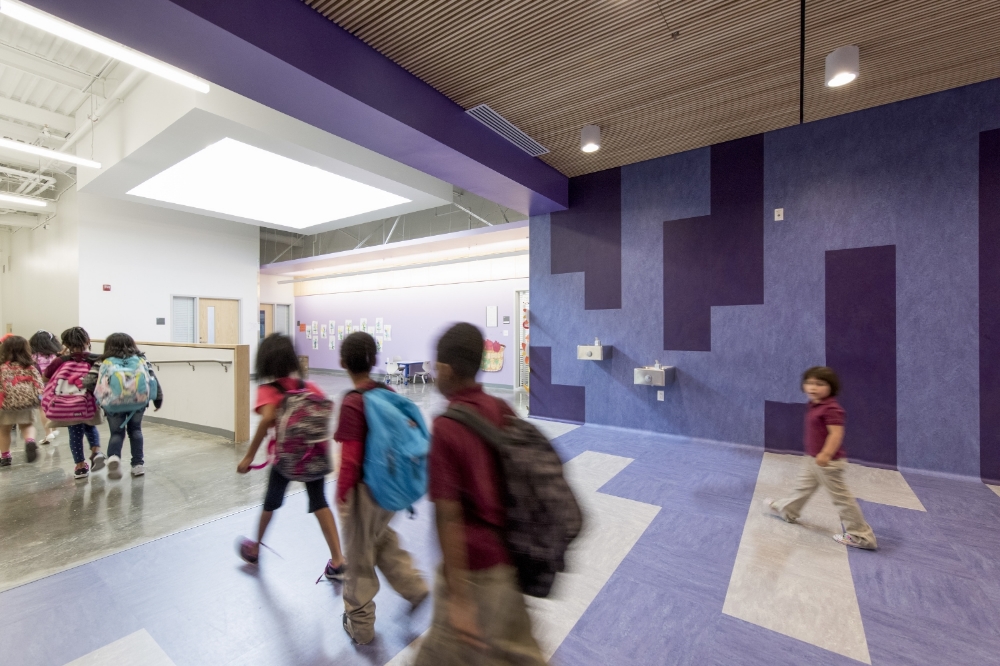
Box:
0;326;163;480
239;325;878;662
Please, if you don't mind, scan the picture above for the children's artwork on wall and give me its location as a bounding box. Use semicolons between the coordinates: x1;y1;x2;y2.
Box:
481;339;505;372
375;335;384;352
328;320;335;339
384;324;392;341
375;317;384;335
320;325;327;338
360;318;368;333
311;321;318;337
345;319;352;334
328;335;335;351
311;337;318;350
306;327;312;339
337;326;345;340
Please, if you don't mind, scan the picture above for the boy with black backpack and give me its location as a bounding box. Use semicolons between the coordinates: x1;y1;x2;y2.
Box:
416;323;578;666
335;332;429;645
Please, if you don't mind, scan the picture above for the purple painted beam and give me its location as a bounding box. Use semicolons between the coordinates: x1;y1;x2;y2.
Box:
662;135;764;351
550;168;622;310
826;245;897;469
529;346;586;424
30;0;568;215
980;129;1000;484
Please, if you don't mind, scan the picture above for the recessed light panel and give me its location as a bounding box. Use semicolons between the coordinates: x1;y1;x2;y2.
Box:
127;138;410;229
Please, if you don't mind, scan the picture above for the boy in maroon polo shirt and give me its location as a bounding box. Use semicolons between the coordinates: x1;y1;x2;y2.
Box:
415;323;545;666
764;366;877;549
334;332;428;645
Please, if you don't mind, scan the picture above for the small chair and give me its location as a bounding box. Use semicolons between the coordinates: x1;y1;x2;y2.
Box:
384;362;404;385
412;361;432;384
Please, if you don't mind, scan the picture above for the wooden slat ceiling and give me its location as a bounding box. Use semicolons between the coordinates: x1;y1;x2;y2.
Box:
305;0;1000;178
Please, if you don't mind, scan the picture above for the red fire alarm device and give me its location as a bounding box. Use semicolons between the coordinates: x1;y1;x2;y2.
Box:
102;284;111;291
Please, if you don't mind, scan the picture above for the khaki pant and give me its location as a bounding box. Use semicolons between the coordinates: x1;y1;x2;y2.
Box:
415;564;546;666
773;457;877;549
339;484;428;643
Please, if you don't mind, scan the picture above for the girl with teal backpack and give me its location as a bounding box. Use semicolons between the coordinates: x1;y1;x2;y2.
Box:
84;333;163;479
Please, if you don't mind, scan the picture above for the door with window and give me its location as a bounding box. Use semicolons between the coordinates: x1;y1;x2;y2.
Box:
199;298;240;344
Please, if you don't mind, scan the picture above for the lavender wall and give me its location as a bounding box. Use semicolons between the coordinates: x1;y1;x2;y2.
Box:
531;77;1000;478
293;278;528;387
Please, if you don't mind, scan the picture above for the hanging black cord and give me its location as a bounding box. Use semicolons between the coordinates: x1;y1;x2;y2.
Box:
799;0;806;124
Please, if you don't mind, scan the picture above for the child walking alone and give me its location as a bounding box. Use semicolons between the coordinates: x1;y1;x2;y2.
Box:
29;330;61;446
236;333;346;578
84;333;163;479
0;336;45;466
43;327;105;479
335;332;428;645
764;366;877;550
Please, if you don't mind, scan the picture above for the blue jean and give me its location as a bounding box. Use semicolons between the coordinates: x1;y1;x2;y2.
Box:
106;409;145;467
68;424;100;464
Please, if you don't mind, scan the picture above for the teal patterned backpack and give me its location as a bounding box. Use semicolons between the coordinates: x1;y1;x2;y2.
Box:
94;356;157;413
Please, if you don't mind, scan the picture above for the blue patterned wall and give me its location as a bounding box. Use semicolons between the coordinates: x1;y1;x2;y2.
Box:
530;77;1000;478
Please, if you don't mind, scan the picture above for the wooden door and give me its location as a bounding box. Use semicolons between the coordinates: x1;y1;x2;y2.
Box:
261;304;274;339
199;298;240;344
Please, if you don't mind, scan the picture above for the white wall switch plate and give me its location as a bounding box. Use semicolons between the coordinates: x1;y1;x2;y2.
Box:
774;208;784;221
503;330;509;336
657;390;665;401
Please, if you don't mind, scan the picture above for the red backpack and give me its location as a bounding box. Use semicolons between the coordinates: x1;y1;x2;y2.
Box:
41;358;97;422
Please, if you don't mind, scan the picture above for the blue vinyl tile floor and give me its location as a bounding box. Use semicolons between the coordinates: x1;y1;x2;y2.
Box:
5;424;1000;665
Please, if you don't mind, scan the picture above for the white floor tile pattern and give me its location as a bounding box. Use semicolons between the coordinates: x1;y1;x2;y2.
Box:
63;630;176;666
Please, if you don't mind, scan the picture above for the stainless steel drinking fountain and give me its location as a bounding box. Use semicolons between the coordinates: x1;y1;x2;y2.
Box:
634;361;675;386
577;337;611;361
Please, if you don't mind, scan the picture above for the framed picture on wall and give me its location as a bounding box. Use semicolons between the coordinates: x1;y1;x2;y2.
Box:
337;326;345;340
312;337;318;350
320;324;327;338
384;324;392;341
360;317;368;333
375;317;384;335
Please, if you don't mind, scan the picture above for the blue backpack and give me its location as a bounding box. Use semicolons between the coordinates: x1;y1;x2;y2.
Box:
359;387;429;511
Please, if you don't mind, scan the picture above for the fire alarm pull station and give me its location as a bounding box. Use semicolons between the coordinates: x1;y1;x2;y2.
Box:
102;284;111;291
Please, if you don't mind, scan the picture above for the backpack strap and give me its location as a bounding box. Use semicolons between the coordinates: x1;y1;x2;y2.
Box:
441;404;505;451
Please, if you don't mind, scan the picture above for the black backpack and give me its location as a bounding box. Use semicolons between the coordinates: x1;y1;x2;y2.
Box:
443;402;583;597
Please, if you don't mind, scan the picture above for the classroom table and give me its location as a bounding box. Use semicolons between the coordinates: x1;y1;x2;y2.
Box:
395;361;428;385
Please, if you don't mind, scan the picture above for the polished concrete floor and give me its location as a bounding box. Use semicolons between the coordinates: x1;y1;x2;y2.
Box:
6;378;1000;665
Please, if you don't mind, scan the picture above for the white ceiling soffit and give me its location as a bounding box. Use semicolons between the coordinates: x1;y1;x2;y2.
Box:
79;77;452;233
261;219;529;277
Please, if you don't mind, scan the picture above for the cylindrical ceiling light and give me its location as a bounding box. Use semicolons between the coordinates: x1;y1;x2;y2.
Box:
581;125;601;153
825;45;859;87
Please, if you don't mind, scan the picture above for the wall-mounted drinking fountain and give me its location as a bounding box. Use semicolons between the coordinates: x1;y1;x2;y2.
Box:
577;337;611;361
634;360;675;386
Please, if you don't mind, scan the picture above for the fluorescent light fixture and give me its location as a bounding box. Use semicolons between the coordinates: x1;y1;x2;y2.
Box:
0;0;209;93
825;45;859;87
581;124;601;152
128;138;411;229
0;192;47;208
0;137;100;168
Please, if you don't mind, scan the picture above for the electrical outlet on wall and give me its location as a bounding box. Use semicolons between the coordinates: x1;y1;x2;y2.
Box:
657;390;664;401
774;208;784;221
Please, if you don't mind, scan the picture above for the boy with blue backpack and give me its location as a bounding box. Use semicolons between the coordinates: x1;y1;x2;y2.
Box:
335;332;429;645
84;333;163;478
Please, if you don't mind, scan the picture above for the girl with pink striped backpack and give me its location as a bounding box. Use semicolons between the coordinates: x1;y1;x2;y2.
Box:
29;330;61;446
43;327;105;479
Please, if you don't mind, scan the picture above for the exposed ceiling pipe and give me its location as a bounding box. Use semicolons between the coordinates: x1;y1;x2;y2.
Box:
17;68;146;194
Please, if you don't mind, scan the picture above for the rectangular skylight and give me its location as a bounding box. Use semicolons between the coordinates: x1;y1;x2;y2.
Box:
127;138;410;229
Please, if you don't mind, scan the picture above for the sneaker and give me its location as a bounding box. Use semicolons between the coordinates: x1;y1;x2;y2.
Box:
25;440;37;463
74;463;90;479
41;430;58;445
833;533;876;550
90;451;106;472
0;455;11;467
131;464;145;477
107;455;122;479
324;560;346;582
237;537;259;564
762;497;795;523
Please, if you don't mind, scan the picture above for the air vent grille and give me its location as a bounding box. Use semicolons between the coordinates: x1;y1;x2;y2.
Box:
466;104;549;157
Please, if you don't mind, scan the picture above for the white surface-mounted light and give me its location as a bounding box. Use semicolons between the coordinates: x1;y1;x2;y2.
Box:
825;45;859;87
581;124;601;153
0;137;100;168
0;0;209;93
127;138;411;229
0;192;47;208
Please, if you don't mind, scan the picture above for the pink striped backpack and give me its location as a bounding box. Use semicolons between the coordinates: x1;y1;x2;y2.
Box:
42;358;97;422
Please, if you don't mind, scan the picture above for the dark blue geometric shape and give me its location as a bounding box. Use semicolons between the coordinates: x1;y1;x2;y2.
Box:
550;168;622;310
662;135;764;351
980;128;1000;484
764;401;807;454
826;245;897;469
529;346;586;424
